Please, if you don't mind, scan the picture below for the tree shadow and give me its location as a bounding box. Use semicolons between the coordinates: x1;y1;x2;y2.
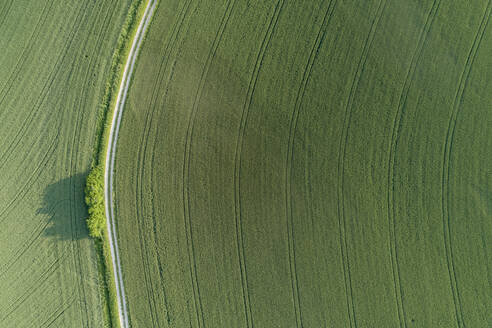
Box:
37;173;90;241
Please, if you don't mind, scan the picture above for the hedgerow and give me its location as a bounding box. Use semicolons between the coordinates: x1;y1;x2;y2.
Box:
85;165;105;238
84;1;150;326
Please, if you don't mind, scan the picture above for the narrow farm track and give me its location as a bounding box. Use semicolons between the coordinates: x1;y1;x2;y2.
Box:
104;1;157;328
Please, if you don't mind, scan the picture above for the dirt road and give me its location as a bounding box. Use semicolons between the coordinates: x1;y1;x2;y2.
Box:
104;1;156;327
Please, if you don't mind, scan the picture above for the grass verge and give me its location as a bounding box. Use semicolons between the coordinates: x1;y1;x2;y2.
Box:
84;0;150;326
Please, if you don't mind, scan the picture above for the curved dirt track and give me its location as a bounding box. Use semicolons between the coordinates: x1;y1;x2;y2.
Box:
104;1;157;327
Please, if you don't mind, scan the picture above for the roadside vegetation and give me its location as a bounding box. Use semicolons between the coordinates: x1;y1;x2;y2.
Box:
85;166;105;238
84;0;150;327
93;0;148;167
114;1;492;327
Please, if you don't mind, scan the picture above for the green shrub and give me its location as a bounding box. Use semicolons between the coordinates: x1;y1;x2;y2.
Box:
85;166;105;238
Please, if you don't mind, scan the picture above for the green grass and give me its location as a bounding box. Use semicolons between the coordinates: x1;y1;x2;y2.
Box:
93;0;149;167
0;0;132;326
94;237;114;328
114;1;492;327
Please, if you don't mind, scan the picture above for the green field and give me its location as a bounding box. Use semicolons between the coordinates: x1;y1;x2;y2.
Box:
114;0;491;327
2;0;490;327
0;0;131;326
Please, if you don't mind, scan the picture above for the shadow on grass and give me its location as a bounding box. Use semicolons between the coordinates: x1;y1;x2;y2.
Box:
37;173;91;240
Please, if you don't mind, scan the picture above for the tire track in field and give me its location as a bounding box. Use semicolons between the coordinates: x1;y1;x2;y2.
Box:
441;2;491;327
0;0;57;164
136;213;159;326
142;67;175;327
145;72;180;326
0;0;13;29
0;219;50;276
68;4;114;325
0;199;69;278
336;1;387;327
0;255;66;323
133;8;175;322
150;123;173;326
0;1;62;152
181;1;236;326
142;1;195;324
64;1;112;324
135;122;161;328
145;26;193;322
285;1;337;327
132;1;194;325
40;296;76;328
0;88;68;215
386;1;440;326
4;0;91;178
133;193;159;327
232;1;284;326
0;69;59;171
0;0;54;103
0;127;60;223
136;155;160;327
0;0;90;171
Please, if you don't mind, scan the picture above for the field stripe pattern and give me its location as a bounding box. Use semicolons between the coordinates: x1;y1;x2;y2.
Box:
111;1;492;327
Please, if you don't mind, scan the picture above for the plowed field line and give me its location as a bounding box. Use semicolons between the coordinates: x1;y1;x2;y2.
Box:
336;2;386;327
387;1;440;326
181;1;236;326
285;2;337;327
233;1;284;326
441;2;491;327
134;2;193;324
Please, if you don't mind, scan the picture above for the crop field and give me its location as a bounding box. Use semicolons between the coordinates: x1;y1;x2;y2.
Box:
110;0;492;327
0;0;132;326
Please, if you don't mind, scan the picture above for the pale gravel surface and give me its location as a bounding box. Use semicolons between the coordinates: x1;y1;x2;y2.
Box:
104;1;157;327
